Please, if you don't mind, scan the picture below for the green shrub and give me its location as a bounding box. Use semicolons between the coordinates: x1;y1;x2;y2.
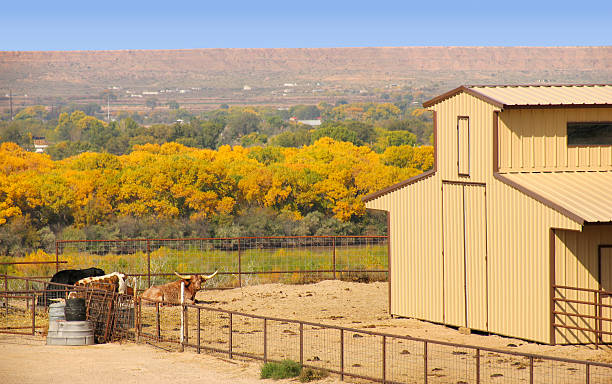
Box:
299;367;329;382
260;359;302;380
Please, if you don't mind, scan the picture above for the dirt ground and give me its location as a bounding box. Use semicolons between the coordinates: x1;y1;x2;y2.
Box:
0;334;341;384
195;280;612;363
3;280;612;384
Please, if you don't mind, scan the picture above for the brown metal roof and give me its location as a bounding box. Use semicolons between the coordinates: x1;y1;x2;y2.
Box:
423;84;612;108
499;171;612;224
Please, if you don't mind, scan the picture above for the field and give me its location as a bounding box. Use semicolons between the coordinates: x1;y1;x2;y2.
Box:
4;239;388;289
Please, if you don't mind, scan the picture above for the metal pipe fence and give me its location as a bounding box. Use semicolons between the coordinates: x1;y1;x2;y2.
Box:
553;284;612;347
2;275;612;383
134;296;612;384
53;236;388;288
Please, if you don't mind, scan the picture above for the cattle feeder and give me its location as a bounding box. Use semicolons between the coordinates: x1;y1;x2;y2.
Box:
364;84;612;345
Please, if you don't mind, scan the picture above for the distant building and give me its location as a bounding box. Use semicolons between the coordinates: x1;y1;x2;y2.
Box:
142;91;159;95
297;119;321;126
32;136;48;153
243;85;252;91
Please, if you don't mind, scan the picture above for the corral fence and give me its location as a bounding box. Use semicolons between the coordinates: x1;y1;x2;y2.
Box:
2;275;612;383
50;236;387;289
138;294;612;384
553;284;612;348
0;275;135;343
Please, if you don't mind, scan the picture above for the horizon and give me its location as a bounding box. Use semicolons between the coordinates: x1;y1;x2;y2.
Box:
5;45;612;53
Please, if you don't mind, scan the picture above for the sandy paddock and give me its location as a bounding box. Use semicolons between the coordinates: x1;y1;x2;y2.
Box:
3;280;612;383
137;280;612;383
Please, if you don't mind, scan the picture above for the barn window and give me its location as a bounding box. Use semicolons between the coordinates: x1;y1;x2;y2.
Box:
567;122;612;146
458;116;470;175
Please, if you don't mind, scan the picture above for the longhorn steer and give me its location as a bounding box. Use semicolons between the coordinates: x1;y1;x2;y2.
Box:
140;271;218;305
39;267;106;306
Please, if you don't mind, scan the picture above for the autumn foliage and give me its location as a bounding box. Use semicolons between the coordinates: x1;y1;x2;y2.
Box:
0;139;432;228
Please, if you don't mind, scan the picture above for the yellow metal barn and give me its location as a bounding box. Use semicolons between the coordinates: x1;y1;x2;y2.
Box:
364;85;612;344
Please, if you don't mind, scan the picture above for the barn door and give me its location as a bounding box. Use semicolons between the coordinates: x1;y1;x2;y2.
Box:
599;247;612;344
442;182;487;331
443;184;466;327
463;185;487;331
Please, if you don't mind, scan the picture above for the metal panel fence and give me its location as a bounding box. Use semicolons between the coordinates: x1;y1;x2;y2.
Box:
2;275;612;383
135;296;612;384
53;236;388;289
553;284;612;347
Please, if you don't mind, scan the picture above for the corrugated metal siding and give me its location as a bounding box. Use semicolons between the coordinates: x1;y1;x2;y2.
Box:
553;225;612;344
442;183;466;327
464;184;488;331
471;85;612;107
501;171;612;223
366;174;443;322
498;108;612;172
487;180;581;343
433;92;496;183
366;88;598;344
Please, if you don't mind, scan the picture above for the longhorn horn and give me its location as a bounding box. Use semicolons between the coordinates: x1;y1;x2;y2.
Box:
174;271;191;280
203;270;218;280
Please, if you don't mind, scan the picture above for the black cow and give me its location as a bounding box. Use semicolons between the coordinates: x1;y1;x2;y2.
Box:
38;267;105;306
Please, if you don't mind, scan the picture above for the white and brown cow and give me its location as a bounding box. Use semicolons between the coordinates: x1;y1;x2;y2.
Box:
69;272;135;298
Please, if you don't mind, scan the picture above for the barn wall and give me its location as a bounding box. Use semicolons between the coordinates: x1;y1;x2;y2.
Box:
486;179;581;343
498;108;612;172
553;225;612;344
367;91;596;344
366;174;443;322
432;92;496;183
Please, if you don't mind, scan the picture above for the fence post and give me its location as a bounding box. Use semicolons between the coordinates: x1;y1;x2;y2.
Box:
597;290;602;347
4;274;8;316
26;280;29;310
136;297;141;343
300;323;304;365
586;363;590;384
238;238;242;288
264;318;267;363
229;312;233;359
156;302;161;341
423;341;428;384
476;349;480;384
332;237;337;280
382;335;386;384
197;308;201;354
179;281;185;352
340;329;344;381
31;295;36;335
146;240;151;288
529;356;534;384
55;243;59;272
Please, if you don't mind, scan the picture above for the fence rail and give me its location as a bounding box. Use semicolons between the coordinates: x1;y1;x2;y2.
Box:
54;236;387;289
135;296;612;384
553;284;612;348
3;274;612;383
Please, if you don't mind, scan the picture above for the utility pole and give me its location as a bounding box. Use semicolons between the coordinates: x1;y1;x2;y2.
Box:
9;89;13;120
107;93;110;122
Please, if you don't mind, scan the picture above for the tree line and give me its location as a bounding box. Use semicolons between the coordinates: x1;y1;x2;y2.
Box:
0;101;433;256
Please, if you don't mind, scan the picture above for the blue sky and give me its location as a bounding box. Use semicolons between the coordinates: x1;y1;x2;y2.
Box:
1;0;611;50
